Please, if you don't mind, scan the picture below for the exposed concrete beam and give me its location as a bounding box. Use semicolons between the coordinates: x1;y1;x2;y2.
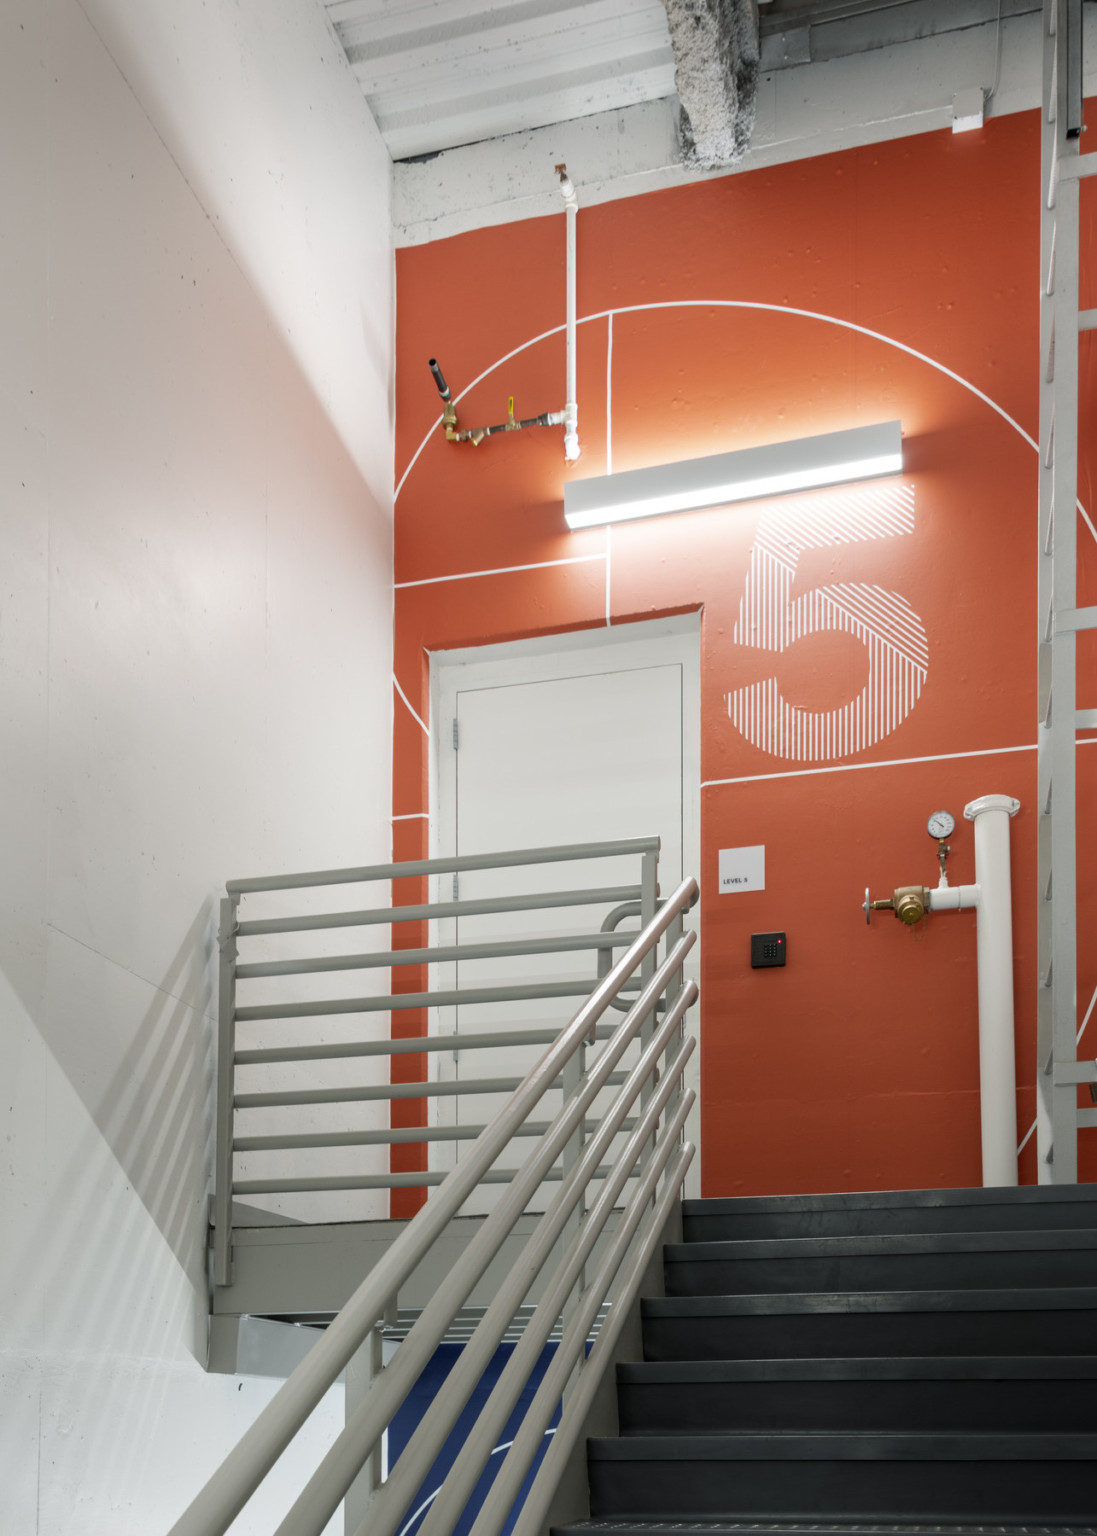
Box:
661;0;761;167
397;6;1097;246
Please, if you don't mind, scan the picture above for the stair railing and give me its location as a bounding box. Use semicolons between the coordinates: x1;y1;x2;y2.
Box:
175;868;698;1536
213;836;668;1283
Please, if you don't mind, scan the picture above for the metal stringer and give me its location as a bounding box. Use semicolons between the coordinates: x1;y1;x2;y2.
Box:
1037;0;1095;1182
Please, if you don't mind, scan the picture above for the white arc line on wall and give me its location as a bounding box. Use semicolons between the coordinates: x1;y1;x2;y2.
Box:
394;300;1097;552
731;483;928;761
394;674;429;736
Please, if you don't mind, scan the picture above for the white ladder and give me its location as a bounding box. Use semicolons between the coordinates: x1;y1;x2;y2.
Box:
1037;0;1095;1181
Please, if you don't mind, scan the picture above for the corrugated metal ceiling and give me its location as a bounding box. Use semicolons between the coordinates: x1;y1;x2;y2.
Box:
324;0;1035;162
324;0;678;160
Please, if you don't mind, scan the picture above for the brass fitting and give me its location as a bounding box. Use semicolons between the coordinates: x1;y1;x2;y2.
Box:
442;399;459;441
893;885;932;925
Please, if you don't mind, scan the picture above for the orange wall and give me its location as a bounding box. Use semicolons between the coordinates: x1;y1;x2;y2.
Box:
392;110;1097;1206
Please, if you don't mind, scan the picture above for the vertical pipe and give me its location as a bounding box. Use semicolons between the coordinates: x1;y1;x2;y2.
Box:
213;894;240;1288
558;167;579;461
964;795;1022;1187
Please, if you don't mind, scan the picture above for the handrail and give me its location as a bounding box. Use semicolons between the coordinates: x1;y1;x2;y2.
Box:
226;835;661;894
176;870;698;1536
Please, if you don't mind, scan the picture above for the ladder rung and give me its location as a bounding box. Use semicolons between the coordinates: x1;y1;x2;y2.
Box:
1054;1060;1097;1086
1057;605;1097;633
1077;708;1097;730
1080;309;1097;332
1078;1108;1097;1129
1059;151;1097;181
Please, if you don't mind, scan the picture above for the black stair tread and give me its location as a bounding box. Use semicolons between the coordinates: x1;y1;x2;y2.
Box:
683;1189;1097;1218
643;1288;1097;1318
587;1434;1097;1461
554;1524;1097;1536
666;1231;1097;1262
618;1356;1097;1384
555;1525;1097;1536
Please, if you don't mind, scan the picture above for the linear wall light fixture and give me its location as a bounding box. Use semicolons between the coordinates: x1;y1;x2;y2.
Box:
563;420;903;530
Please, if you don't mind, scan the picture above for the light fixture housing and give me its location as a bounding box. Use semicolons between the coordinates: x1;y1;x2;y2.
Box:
563;419;903;531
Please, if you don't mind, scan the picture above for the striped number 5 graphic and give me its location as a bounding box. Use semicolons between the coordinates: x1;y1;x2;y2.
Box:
730;483;928;761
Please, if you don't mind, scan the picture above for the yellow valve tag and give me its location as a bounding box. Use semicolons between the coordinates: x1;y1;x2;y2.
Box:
508;395;514;419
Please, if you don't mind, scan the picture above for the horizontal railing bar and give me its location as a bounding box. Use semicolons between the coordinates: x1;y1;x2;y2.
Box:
233;1021;620;1067
234;1070;631;1109
234;884;644;938
233;1164;638;1195
226;837;661;895
232;1117;637;1152
235;930;640;980
234;978;598;1024
171;877;696;1536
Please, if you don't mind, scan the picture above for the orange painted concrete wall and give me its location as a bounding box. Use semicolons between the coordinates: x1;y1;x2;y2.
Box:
392;109;1097;1210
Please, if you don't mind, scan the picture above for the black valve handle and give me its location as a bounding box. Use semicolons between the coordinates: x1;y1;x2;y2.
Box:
428;358;451;402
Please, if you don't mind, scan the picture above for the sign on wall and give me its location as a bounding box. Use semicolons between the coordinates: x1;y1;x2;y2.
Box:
719;844;766;894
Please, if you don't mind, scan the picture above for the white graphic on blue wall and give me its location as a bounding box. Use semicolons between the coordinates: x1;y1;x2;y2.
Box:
730;482;927;761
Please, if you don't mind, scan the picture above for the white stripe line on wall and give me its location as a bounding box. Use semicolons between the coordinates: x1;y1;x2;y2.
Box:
606;310;614;475
395;554;605;589
702;741;1038;789
1017;1119;1038;1157
1076;982;1097;1046
393;300;1096;547
392;813;429;821
393;675;429;736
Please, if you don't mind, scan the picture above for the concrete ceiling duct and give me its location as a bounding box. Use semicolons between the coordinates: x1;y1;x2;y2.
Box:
661;0;761;168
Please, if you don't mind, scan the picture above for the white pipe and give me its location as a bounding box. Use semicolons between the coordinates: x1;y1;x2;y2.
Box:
875;795;1020;1187
963;793;1021;1187
559;168;579;461
928;884;980;913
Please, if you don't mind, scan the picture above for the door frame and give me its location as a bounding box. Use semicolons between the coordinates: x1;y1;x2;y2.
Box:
428;613;702;1197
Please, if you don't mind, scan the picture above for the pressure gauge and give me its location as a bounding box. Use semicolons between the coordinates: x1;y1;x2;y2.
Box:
927;810;955;839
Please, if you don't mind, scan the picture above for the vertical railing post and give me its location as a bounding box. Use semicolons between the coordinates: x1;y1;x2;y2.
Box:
213;893;240;1289
558;1037;587;1408
638;848;661;1199
345;1307;393;1529
638;849;659;1048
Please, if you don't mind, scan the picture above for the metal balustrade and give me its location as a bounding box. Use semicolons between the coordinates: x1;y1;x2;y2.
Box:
182;844;697;1536
213;838;671;1288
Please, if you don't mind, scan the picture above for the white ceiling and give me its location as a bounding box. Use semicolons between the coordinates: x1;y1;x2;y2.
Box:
325;0;1047;165
324;0;677;160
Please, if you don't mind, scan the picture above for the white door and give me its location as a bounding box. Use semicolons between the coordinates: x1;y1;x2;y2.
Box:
430;616;701;1203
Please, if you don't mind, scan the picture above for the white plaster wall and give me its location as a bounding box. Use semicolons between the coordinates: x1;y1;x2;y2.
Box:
79;0;396;513
0;0;393;1529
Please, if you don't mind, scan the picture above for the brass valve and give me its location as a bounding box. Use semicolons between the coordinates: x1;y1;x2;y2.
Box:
863;886;932;926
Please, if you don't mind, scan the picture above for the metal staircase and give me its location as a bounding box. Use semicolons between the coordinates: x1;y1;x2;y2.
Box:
1037;0;1096;1179
558;1184;1097;1534
174;839;698;1536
